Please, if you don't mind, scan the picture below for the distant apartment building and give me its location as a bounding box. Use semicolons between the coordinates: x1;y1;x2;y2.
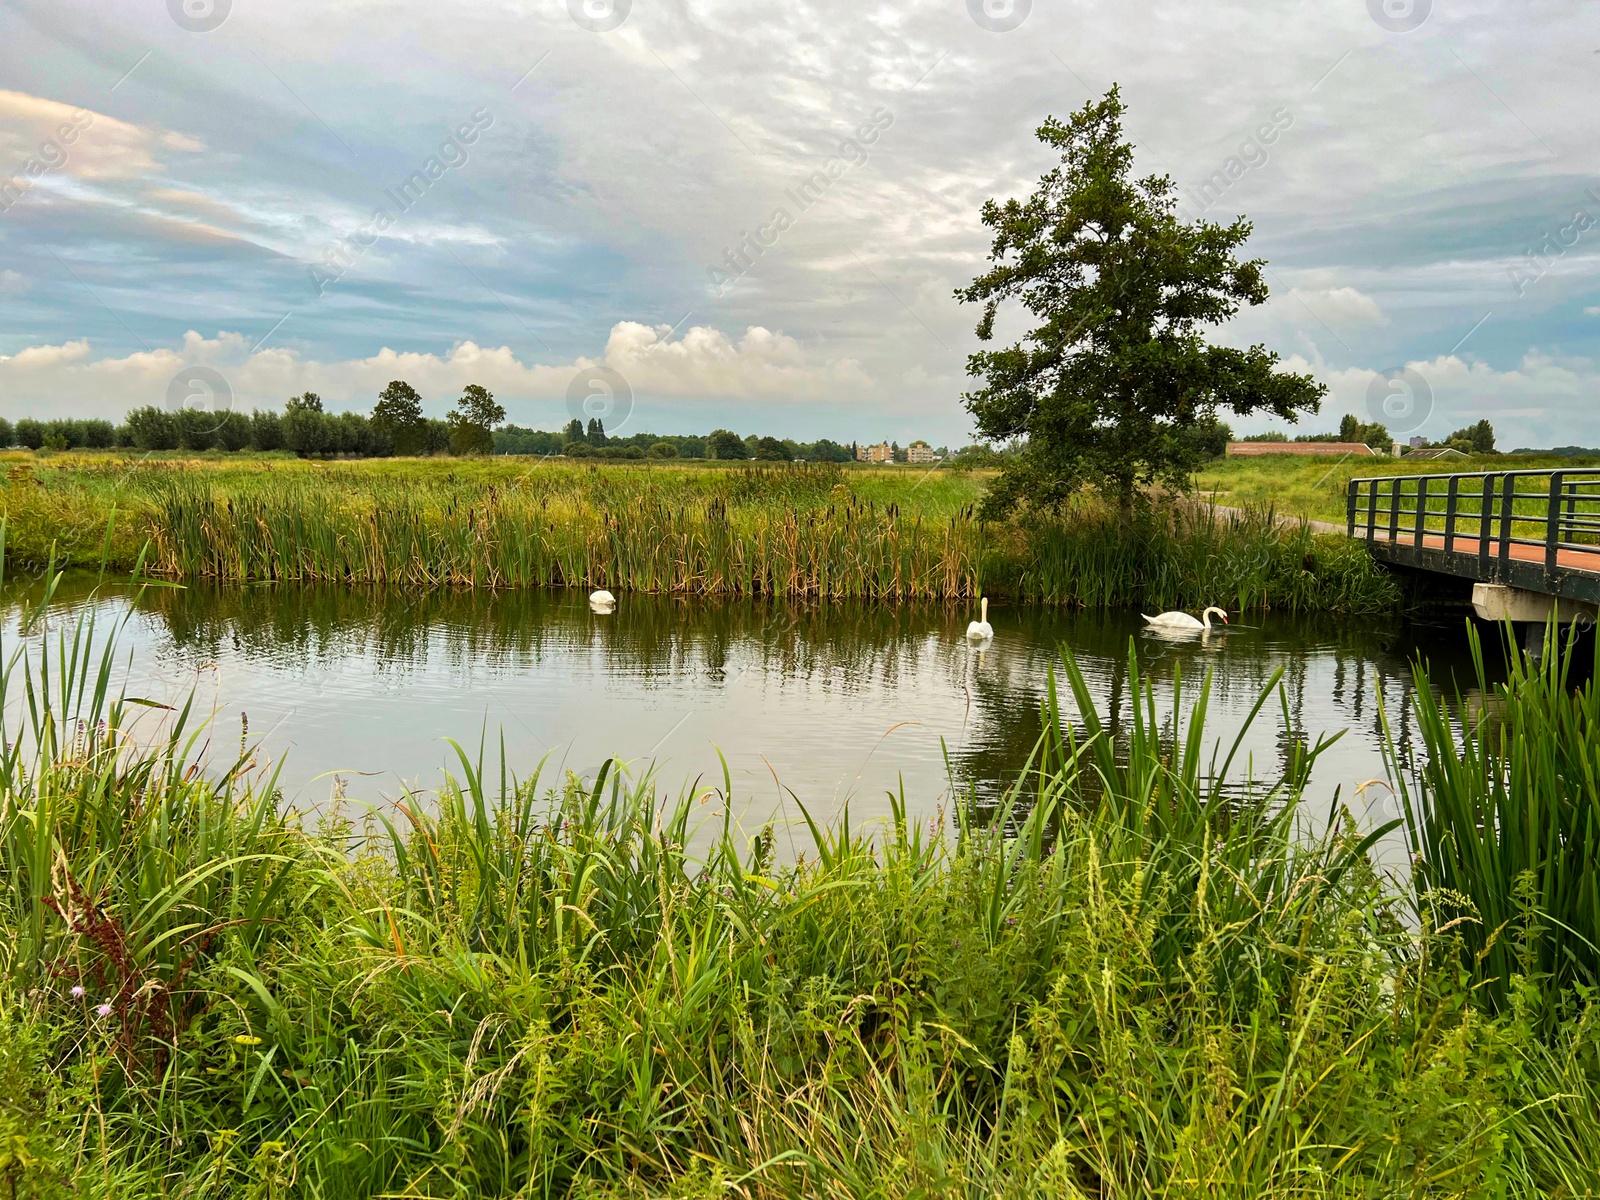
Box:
856;441;893;463
1409;436;1428;449
907;441;938;464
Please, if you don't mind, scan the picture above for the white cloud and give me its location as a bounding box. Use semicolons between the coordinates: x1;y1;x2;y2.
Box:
1277;348;1600;446
0;269;28;294
0;324;870;419
0;89;202;184
1289;286;1386;327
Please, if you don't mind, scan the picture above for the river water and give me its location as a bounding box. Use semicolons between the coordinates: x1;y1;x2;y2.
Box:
5;579;1488;862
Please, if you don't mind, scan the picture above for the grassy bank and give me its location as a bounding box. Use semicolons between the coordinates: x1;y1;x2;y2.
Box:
1;452;1396;614
2;570;1598;1197
1195;451;1590;526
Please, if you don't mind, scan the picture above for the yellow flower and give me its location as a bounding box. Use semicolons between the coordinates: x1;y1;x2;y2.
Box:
233;1034;262;1046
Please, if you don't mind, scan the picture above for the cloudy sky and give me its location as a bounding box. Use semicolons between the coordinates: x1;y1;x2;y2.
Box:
1;0;1597;447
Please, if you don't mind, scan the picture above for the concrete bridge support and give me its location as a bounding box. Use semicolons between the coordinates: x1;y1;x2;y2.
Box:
1472;583;1598;660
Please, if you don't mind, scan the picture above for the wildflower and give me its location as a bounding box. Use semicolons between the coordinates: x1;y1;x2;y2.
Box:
96;1003;112;1017
70;985;85;998
234;1034;262;1046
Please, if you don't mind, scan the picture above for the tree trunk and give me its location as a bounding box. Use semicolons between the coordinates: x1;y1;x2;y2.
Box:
1117;477;1136;528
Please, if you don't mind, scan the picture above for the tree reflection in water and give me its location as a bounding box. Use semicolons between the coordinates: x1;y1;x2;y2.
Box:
2;577;1499;851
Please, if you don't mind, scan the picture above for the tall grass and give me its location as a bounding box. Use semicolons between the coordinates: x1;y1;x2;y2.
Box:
2;563;1596;1195
1392;619;1600;1016
2;454;1398;613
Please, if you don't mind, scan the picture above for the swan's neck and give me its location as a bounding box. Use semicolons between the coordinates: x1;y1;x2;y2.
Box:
980;597;988;623
1201;609;1211;631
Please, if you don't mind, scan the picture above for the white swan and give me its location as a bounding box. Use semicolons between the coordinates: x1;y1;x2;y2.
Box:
589;589;616;613
1142;606;1228;632
966;596;993;641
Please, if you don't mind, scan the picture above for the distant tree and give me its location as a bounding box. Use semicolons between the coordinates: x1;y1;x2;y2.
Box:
586;417;606;446
333;411;374;456
422;418;452;455
213;411;252;452
286;392;324;413
1190;417;1232;459
121;409;176;451
648;441;678;458
175;408;220;452
1242;431;1289;442
447;383;504;455
1339;413;1361;442
495;425;564;455
807;438;853;463
947;442;1008;468
14;418;45;450
754;436;791;461
283;404;331;457
0;418;12;448
707;429;749;460
957;87;1324;521
1445;419;1495;455
1361;422;1391;451
372;380;426;455
563;418;585;446
81;419;116;449
42;419;79;450
250;409;284;452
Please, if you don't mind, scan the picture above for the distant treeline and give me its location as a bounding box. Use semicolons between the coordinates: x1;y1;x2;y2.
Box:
1510;445;1600;459
497;419;874;462
1239;416;1500;455
0;408;444;457
0;382;500;458
0;384;964;463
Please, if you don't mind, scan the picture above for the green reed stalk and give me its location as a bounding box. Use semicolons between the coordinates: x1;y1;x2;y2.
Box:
1391;618;1600;1016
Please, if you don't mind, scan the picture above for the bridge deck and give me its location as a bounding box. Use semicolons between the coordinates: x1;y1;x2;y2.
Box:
1348;468;1600;606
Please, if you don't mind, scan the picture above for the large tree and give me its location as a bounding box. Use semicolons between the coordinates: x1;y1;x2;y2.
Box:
372;380;426;456
957;87;1324;520
706;429;749;460
447;383;504;456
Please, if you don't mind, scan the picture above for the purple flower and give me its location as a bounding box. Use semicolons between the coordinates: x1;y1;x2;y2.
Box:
96;1003;112;1018
70;985;85;998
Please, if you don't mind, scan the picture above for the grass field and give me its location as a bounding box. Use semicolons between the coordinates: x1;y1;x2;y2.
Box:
0;451;1398;614
3;565;1598;1198
1195;451;1593;525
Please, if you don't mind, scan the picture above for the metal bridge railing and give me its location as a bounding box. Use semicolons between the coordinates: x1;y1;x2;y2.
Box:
1347;468;1600;575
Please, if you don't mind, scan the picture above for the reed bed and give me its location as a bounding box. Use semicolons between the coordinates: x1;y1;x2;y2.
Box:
2;454;1398;613
1392;621;1600;1016
1;551;1597;1197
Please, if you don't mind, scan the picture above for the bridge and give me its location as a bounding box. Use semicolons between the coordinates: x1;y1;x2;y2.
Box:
1347;467;1600;639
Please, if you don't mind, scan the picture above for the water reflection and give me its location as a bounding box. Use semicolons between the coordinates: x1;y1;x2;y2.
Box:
3;578;1492;853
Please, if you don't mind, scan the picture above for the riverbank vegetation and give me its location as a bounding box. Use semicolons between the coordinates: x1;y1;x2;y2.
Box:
2;554;1598;1197
0;452;1396;613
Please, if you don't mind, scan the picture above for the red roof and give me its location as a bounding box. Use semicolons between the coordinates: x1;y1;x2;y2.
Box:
1225;442;1379;457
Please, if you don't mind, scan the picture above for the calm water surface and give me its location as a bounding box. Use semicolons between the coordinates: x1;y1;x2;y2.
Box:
8;580;1485;858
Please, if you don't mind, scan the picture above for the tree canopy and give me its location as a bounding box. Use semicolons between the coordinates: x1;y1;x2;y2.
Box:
447;384;504;455
372;380;426;456
958;87;1324;518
